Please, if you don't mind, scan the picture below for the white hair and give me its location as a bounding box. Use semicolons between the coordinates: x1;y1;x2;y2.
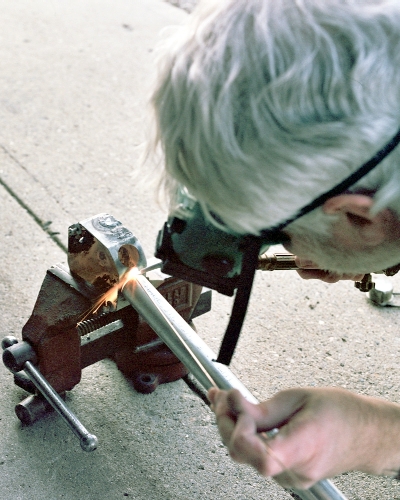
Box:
150;0;400;236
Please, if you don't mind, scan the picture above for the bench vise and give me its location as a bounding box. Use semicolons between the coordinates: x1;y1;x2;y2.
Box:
2;214;210;449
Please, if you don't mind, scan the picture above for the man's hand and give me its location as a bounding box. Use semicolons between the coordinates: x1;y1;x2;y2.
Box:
208;387;400;489
295;257;364;283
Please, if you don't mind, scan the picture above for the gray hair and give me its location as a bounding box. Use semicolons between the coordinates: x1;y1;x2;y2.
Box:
150;0;400;235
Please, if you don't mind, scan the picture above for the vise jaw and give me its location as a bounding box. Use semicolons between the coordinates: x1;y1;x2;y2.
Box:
68;213;147;292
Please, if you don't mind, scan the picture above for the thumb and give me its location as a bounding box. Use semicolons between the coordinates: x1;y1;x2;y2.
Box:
253;389;310;432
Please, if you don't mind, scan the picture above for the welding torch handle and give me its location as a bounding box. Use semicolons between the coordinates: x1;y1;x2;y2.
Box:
2;339;98;452
258;253;299;271
122;275;347;500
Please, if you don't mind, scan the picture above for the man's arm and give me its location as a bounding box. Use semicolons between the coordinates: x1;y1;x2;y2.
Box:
209;387;400;489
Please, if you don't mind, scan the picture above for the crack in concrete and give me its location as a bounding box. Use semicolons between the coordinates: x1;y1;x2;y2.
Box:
0;145;68;253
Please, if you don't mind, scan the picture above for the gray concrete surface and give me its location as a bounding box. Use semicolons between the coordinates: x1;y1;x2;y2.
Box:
1;1;400;499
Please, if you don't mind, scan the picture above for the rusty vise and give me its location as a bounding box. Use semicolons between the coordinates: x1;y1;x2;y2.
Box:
2;214;210;450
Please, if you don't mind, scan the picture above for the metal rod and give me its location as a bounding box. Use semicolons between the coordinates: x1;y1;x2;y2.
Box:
291;481;348;500
122;275;348;500
23;361;98;452
123;275;254;397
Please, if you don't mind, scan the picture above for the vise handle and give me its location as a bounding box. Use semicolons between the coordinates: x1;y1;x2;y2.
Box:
2;337;98;452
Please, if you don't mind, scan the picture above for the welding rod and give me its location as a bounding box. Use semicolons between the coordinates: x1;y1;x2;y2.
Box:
122;275;347;500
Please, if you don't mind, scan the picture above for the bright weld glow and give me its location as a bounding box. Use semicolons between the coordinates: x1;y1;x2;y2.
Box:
120;266;140;292
95;267;140;308
79;266;141;322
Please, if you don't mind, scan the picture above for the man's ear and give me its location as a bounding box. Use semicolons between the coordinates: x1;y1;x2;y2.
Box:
322;194;393;247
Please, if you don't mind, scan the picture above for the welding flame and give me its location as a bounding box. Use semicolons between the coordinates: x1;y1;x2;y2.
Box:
79;266;140;322
120;266;140;291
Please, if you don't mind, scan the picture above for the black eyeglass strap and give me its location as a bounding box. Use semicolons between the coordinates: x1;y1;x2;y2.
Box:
261;127;400;235
216;237;262;365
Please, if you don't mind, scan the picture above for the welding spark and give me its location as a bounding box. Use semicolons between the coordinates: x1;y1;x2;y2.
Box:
78;266;141;323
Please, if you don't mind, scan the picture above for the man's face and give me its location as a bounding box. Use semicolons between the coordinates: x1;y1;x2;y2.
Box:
283;208;400;274
284;231;400;274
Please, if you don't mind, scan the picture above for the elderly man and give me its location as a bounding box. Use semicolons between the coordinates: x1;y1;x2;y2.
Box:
150;0;400;489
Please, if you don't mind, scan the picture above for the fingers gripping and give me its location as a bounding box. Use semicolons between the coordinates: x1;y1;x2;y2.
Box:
209;389;286;476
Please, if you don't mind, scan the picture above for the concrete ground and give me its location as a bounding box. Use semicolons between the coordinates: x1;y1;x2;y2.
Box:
1;1;400;499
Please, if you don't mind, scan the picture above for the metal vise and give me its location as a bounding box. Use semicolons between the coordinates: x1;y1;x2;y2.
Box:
2;214;210;448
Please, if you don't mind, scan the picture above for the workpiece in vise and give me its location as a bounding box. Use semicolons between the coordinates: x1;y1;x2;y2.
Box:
2;213;211;445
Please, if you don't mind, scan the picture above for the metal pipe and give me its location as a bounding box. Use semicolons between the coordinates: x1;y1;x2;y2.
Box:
291;481;348;500
122;275;348;500
123;275;254;397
